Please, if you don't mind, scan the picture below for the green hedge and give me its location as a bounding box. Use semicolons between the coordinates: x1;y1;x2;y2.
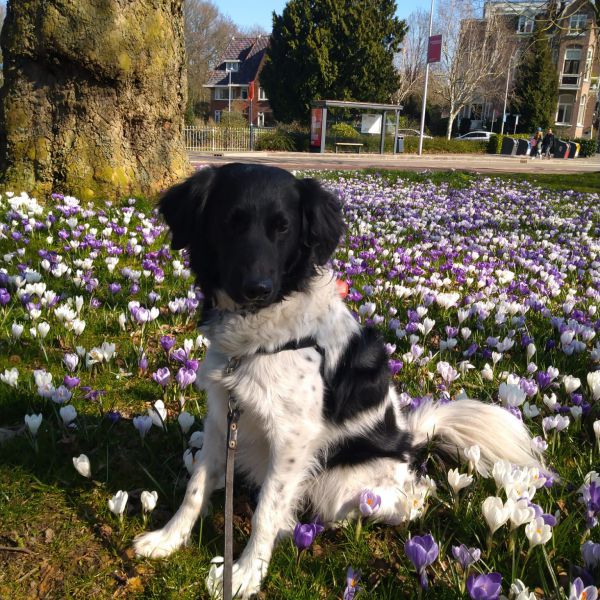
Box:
325;135;488;154
254;129;296;151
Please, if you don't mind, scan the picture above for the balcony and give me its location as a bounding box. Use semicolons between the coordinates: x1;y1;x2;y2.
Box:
560;73;581;89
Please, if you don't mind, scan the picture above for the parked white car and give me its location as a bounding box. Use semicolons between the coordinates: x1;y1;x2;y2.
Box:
397;128;433;139
455;130;493;141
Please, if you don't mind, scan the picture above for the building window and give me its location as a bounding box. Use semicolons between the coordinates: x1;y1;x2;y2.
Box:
584;48;593;81
516;15;534;33
561;46;582;86
214;110;222;123
568;13;587;34
257;112;265;126
214;88;229;100
240;87;248;100
556;95;574;124
225;61;239;72
578;94;587;125
258;87;268;100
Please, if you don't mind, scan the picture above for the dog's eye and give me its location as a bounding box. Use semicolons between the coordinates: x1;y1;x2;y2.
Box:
269;215;289;235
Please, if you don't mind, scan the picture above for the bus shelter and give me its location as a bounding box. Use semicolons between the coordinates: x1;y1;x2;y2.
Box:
311;100;403;154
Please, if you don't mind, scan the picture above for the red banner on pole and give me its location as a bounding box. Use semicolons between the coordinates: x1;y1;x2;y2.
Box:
310;108;323;147
427;35;442;63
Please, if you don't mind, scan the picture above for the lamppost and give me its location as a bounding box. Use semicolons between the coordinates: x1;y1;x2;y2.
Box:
418;0;435;156
500;53;516;136
227;68;232;113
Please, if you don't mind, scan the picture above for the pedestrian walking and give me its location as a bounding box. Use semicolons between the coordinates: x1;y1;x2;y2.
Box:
530;128;543;159
541;128;555;159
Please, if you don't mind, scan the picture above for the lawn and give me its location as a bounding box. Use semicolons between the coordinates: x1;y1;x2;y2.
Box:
0;171;599;599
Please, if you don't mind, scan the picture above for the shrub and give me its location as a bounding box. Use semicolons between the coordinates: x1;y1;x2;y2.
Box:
330;123;360;140
568;137;597;158
254;129;296;151
403;137;488;154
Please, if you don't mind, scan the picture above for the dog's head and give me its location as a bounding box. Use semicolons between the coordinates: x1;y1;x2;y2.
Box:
159;163;344;313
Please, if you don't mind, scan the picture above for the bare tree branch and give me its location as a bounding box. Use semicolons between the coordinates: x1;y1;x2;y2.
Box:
394;10;429;104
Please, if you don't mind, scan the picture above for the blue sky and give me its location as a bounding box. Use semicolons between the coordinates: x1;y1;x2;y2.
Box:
217;0;428;32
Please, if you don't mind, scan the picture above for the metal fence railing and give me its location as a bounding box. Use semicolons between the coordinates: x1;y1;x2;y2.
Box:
183;126;275;152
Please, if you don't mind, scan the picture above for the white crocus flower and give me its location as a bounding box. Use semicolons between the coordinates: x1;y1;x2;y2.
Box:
133;415;153;439
437;361;459;384
543;393;558;411
593;421;600;446
563;375;581;394
189;431;205;449
72;454;91;478
59;405;77;426
525;517;552;547
37;322;50;338
587;371;600;401
498;382;526;407
482;496;511;534
11;322;24;339
141;490;158;514
447;468;473;495
481;363;494;381
24;413;43;436
206;556;225;599
510;579;536;600
523;402;540;419
178;411;195;434
149;400;167;429
1;367;19;387
183;448;199;474
526;343;536;362
509;498;536;530
108;490;128;519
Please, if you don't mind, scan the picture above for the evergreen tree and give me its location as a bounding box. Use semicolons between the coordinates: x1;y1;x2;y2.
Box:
512;22;559;132
260;0;406;123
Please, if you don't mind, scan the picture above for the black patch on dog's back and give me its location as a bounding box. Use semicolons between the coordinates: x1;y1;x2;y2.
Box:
324;406;413;468
322;328;390;424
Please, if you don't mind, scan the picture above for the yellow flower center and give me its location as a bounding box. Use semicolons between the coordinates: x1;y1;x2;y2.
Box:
367;498;372;505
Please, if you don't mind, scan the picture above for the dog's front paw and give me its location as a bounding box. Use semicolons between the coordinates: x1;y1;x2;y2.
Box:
205;556;267;599
133;527;190;558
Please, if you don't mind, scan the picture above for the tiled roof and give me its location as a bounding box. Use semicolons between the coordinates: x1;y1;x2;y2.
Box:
205;36;270;87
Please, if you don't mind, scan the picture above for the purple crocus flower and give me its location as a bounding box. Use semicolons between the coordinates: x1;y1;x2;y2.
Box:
388;359;403;375
569;577;598;600
466;573;502;600
176;367;196;389
160;335;176;354
152;367;171;387
171;348;188;363
451;544;481;569
404;534;439;589
0;288;10;306
106;410;122;424
63;375;80;389
581;541;600;570
293;523;318;550
359;489;381;516
343;567;361;600
138;353;149;372
108;282;121;295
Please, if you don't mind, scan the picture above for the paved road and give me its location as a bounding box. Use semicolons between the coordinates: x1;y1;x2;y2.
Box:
189;150;600;174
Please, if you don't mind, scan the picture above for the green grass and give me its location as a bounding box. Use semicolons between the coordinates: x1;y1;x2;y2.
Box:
0;173;599;598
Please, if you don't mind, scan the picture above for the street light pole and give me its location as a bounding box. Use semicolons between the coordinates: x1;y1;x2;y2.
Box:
500;54;514;136
228;69;232;113
418;0;435;156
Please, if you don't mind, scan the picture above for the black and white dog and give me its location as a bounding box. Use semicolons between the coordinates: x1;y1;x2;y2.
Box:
134;163;540;598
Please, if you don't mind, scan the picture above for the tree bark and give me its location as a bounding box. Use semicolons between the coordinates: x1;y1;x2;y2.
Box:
0;0;189;200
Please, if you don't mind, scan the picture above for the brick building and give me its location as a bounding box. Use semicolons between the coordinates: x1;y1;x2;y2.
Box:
204;36;273;126
460;0;599;138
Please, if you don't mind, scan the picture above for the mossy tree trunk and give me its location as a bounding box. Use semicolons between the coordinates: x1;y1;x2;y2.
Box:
0;0;189;201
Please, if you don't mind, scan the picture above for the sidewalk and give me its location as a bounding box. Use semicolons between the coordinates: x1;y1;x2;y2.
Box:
188;150;600;174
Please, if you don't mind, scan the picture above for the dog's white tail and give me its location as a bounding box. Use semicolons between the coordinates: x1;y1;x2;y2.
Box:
406;399;541;471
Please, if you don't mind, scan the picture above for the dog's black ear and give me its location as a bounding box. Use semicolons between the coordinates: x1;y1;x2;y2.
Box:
159;168;216;250
296;178;344;265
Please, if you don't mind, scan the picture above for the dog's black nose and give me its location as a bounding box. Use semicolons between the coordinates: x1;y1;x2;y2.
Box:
243;279;273;301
